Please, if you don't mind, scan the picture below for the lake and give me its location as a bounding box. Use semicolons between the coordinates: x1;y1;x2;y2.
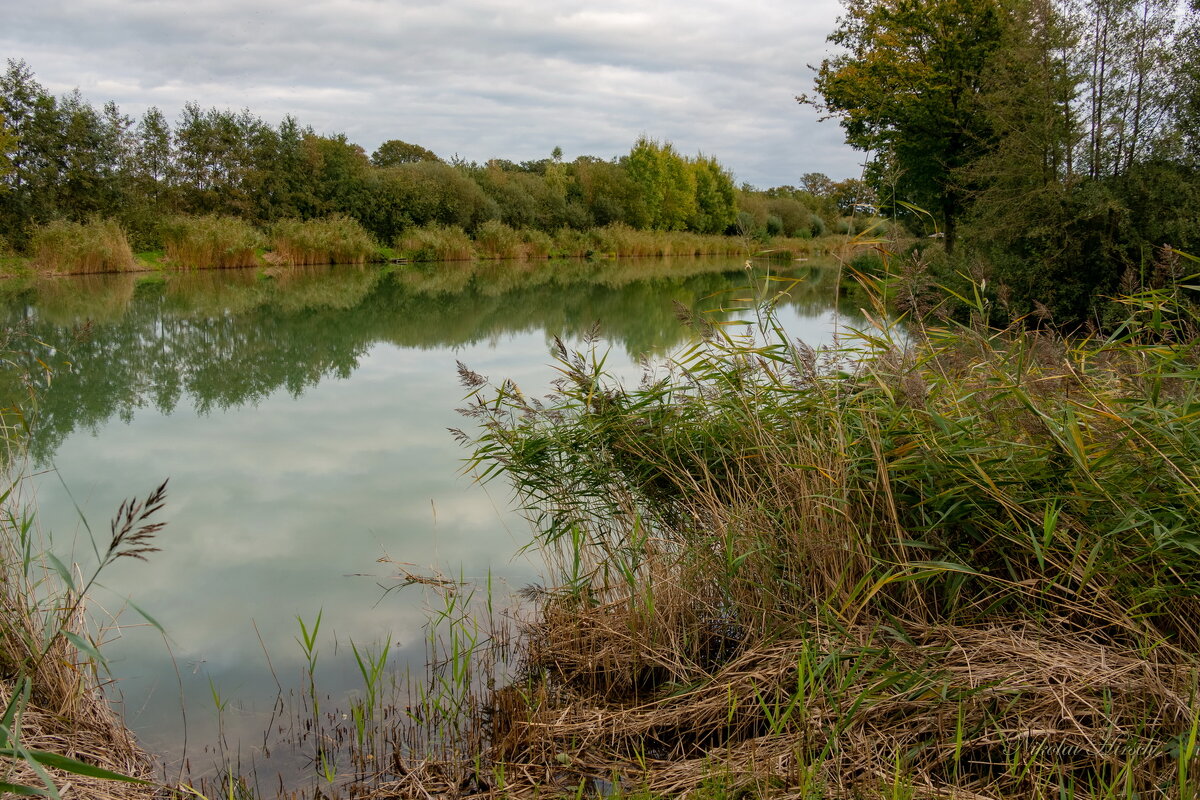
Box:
0;255;857;787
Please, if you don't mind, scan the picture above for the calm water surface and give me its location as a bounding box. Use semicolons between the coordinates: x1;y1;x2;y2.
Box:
0;256;857;782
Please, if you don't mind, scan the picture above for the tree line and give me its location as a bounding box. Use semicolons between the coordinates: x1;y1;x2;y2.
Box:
0;60;868;255
803;0;1200;325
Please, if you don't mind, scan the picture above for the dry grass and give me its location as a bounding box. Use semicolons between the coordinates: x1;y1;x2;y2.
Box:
590;224;747;259
161;214;263;269
397;224;475;262
29;219;135;274
0;423;163;798
270;215;379;266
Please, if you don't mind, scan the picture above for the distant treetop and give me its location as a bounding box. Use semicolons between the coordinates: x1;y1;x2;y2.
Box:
371;139;441;167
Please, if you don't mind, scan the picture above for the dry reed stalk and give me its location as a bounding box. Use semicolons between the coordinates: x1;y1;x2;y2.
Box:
1;469;164;798
380;619;1195;799
30;219;136;275
0;677;158;799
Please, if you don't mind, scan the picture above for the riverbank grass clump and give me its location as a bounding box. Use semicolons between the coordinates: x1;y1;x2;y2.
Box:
29;218;135;274
413;257;1200;799
397;224;475;262
269;214;379;265
473;220;525;260
161;214;263;269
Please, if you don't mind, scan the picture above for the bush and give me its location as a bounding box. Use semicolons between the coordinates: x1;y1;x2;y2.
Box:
29;218;135;274
849;248;886;276
809;213;827;237
551;227;595;258
161;215;263;269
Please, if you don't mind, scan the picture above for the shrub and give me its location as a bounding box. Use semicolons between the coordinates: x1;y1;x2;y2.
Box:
809;213;827;237
29;218;135;274
550;227;594;258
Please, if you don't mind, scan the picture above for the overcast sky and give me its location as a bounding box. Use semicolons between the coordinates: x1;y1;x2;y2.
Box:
2;0;862;188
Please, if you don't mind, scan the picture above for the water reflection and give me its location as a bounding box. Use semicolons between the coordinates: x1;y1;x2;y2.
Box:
0;256;857;782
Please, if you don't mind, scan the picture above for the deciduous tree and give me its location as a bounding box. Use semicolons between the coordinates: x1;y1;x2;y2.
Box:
802;0;1009;250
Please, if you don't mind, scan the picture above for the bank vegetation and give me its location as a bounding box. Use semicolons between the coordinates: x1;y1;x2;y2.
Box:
373;250;1200;799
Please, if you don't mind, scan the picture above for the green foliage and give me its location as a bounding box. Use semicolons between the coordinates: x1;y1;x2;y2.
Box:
29;218;134;274
520;227;553;259
804;0;1009;250
550;227;594;258
0;114;17;187
0;60;762;261
370;139;440;167
809;213;827;238
362;161;496;243
625;137;699;231
573;157;637;228
689;155;738;234
765;196;812;237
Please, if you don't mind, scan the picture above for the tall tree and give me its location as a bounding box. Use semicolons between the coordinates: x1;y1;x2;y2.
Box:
690;155;737;234
0;59;64;237
802;0;1010;251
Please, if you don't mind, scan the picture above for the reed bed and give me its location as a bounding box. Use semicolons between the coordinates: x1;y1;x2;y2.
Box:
473;220;525;260
393;248;1200;799
519;228;552;260
29;218;135;274
396;224;475;262
161;214;263;269
549;227;594;259
589;224;746;259
269;214;379;265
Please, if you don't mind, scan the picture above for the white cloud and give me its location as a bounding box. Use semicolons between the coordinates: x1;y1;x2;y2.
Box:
1;0;860;186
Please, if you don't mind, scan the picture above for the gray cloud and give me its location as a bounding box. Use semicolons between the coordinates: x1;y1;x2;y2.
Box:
2;0;861;187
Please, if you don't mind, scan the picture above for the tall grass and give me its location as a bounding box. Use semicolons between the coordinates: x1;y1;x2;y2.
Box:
396;224;475;262
29;218;135;274
269;214;379;265
589;223;747;258
519;227;552;260
435;249;1200;798
550;227;595;258
161;214;263;269
473;220;524;260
